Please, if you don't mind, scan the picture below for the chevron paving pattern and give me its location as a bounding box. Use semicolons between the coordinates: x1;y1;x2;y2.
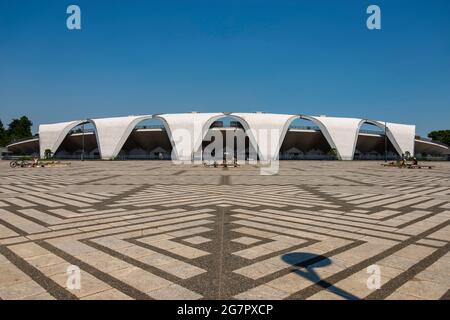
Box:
0;160;449;300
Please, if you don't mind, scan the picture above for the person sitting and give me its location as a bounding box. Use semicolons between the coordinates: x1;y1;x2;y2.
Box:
32;157;39;167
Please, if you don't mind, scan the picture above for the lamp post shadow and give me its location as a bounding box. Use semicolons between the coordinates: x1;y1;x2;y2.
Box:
282;252;360;300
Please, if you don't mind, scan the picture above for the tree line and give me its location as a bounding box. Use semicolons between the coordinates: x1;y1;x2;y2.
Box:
428;130;450;147
0;116;33;147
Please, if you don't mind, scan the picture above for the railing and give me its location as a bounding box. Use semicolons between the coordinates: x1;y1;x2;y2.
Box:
288;126;320;131
287;127;386;136
68;129;96;135
279;154;338;160
114;154;172;160
415;136;450;148
1;155;36;160
68;126;167;136
64;125;398;138
134;125;166;130
417;155;450;161
52;154;101;160
353;154;399;161
359;129;385;135
6;135;39;146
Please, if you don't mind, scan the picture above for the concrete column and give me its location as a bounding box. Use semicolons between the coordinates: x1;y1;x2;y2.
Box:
306;116;362;160
90;115;152;159
385;122;416;156
232;113;299;162
38;120;84;158
156;113;224;162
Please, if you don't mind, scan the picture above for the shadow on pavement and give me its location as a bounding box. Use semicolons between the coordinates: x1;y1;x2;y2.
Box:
282;252;360;300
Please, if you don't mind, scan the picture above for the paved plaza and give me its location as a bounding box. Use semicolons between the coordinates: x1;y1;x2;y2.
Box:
0;160;449;300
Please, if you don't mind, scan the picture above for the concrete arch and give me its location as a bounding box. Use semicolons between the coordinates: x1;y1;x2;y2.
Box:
38;120;99;158
204;113;261;160
156;112;266;162
156;113;225;161
233;113;299;161
197;113;229;155
153;115;182;161
89;115;153;160
298;116;358;160
37;113;416;162
355;120;415;158
201;113;356;162
355;120;397;158
382;121;415;156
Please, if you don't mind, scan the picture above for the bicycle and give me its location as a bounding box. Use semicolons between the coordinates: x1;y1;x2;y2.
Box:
9;160;32;168
9;160;18;168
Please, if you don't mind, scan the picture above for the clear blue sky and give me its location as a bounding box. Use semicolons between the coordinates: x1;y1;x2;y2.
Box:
1;0;449;136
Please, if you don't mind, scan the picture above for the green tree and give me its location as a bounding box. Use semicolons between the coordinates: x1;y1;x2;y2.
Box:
44;149;53;160
0;119;6;147
7;116;33;142
428;130;450;146
327;148;338;158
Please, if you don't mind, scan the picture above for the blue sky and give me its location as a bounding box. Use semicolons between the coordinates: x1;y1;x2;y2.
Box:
0;0;449;136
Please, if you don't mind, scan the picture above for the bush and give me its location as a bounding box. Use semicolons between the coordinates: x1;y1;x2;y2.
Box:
44;149;53;159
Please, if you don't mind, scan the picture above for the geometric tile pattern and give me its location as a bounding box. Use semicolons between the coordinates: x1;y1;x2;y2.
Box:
0;160;449;299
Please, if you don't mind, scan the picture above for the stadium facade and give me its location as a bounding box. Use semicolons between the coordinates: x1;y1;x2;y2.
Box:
6;112;450;161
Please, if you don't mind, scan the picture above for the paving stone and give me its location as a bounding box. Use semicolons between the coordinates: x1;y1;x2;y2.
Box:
1;160;450;300
182;236;211;245
231;236;261;245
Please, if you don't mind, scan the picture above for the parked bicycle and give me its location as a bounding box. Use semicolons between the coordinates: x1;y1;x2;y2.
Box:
10;160;31;168
9;157;43;168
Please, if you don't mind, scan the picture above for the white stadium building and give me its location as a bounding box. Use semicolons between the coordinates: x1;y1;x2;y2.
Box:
6;112;450;161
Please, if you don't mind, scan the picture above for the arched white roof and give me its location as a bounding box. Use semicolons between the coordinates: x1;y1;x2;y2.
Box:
37;112;417;160
155;113;224;161
306;116;362;160
382;121;416;156
38;120;92;158
89;115;152;159
232;113;298;161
